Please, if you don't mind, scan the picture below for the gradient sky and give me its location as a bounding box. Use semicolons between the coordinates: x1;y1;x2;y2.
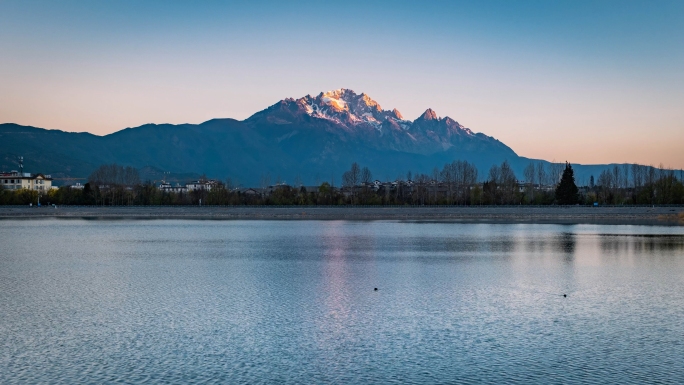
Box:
1;1;683;167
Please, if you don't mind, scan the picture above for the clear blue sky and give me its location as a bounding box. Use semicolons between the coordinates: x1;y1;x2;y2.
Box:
1;0;683;167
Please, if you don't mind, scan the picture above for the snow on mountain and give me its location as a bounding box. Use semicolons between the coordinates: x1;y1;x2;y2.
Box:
292;90;390;128
244;88;494;158
277;88;476;139
248;88;476;138
291;89;405;130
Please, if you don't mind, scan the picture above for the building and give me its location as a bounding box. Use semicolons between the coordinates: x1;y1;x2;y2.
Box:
158;182;188;193
158;179;219;193
186;179;219;192
0;171;53;191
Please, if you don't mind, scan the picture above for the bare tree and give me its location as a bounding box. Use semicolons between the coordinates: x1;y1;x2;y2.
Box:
415;173;429;205
524;162;535;202
440;162;455;204
260;173;271;196
550;161;564;186
342;162;361;203
432;167;440;201
449;160;478;205
361;167;373;184
622;164;631;190
631;164;642;191
598;169;614;203
536;162;547;190
488;165;501;183
342;172;353;188
350;163;361;186
647;165;656;204
394;174;404;201
488;164;501;204
499;160;518;204
88;164;140;186
523;163;535;185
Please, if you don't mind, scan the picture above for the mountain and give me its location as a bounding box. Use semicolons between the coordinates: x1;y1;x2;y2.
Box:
0;88;624;186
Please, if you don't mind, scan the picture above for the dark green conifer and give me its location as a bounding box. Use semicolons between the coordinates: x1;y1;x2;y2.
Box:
555;162;579;205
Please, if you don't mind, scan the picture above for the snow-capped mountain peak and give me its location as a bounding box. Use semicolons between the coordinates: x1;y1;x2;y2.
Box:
250;89;476;139
290;89;411;131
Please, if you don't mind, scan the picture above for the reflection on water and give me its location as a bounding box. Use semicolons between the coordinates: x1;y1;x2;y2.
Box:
1;220;684;384
600;234;684;256
557;232;576;254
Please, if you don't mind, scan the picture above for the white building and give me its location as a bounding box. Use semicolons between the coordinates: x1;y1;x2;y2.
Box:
1;171;53;191
159;182;188;193
158;179;220;193
186;179;219;192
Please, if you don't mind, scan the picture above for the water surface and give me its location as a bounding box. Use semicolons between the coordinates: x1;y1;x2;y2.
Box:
1;220;684;384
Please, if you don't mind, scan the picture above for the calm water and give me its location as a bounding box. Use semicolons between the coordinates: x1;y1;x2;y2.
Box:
1;220;684;384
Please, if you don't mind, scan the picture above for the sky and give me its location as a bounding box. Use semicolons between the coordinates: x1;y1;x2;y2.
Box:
1;0;683;168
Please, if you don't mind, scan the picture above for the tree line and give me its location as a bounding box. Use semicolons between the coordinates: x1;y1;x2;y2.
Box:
590;164;684;205
1;161;683;206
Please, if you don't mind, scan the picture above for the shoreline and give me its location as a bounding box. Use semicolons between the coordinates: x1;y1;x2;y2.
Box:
1;206;683;225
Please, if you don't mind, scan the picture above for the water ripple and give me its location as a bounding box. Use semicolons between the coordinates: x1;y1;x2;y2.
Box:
1;220;683;384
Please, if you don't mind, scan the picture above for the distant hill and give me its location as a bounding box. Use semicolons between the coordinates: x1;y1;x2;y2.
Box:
0;88;634;186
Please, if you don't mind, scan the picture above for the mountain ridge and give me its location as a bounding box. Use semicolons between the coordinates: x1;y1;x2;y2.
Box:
0;89;628;186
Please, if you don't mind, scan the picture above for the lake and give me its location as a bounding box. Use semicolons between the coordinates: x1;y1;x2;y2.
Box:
1;220;684;384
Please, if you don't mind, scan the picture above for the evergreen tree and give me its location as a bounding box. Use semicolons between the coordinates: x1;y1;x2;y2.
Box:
555;162;579;204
